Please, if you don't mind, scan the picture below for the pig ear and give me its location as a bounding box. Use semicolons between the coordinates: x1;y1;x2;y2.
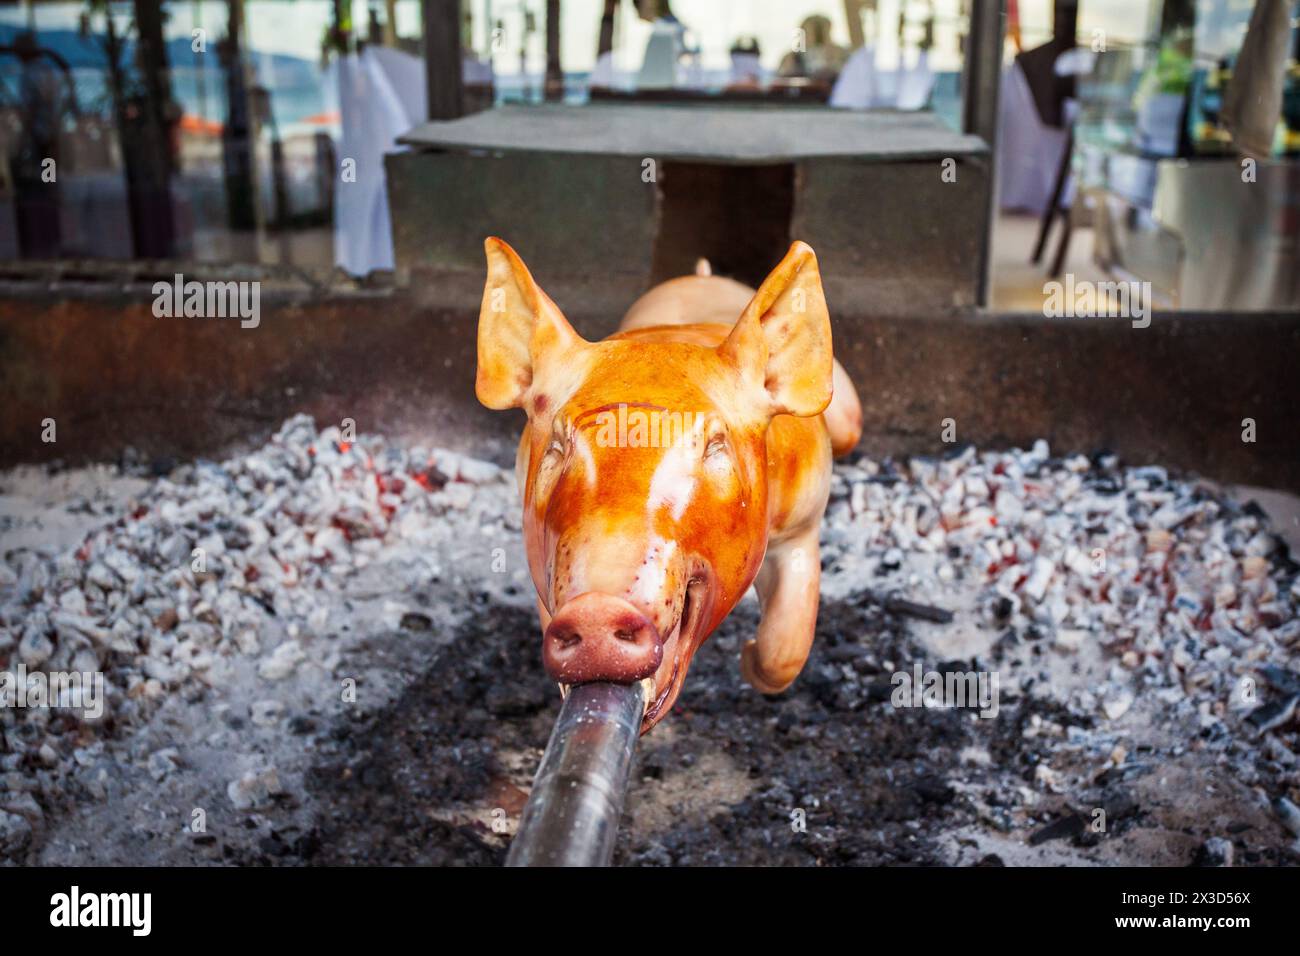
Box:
718;241;833;419
476;237;587;410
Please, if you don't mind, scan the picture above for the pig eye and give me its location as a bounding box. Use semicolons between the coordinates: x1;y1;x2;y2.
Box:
543;418;569;459
704;431;729;460
533;429;566;499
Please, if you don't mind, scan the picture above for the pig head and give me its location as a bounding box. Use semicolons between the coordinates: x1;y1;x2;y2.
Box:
475;237;861;733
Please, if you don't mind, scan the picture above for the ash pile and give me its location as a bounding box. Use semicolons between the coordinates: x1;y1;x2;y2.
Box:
1;415;525;861
827;442;1300;710
813;442;1300;860
0;417;1298;865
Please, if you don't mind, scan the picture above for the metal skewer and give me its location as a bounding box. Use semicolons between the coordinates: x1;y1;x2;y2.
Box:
505;681;644;867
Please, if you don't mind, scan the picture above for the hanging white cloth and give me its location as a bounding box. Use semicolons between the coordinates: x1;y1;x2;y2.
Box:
590;50;616;88
638;17;686;89
895;50;935;111
829;45;878;109
333;45;427;276
996;59;1069;214
830;47;934;110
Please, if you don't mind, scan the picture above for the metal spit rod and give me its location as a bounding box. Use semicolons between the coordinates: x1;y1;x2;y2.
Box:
505;681;644;867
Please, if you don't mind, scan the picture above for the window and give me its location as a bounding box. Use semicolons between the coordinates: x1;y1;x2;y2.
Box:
0;0;426;273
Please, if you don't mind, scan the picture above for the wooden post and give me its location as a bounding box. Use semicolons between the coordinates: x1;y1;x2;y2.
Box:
843;0;867;50
424;0;466;119
597;0;617;59
385;0;399;45
129;0;177;257
961;0;1004;308
545;0;563;101
221;0;261;237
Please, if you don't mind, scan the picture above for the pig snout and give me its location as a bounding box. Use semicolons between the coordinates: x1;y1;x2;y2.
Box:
542;592;663;684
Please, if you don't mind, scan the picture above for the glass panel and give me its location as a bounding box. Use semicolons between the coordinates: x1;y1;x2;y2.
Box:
465;0;969;123
0;0;426;270
1076;0;1300;159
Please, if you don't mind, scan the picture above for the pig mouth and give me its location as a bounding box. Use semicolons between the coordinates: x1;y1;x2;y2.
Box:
641;573;712;732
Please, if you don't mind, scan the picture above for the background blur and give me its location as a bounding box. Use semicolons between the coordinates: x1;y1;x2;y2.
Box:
2;0;1296;308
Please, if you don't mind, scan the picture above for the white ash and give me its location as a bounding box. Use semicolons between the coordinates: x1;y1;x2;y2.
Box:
226;766;285;811
1;418;1298;861
822;441;1300;768
1;415;523;850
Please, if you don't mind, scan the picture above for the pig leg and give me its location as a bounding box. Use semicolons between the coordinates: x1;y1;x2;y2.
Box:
741;527;820;694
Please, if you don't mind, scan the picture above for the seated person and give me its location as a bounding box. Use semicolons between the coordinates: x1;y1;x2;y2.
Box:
778;15;848;86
